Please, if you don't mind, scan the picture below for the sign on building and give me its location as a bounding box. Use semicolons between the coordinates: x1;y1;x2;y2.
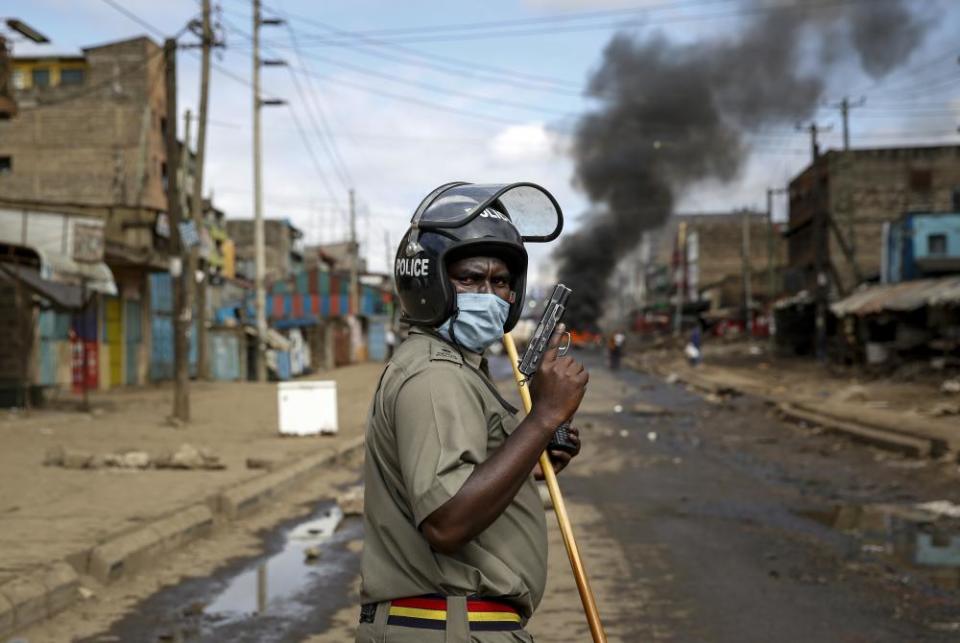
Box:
72;222;105;263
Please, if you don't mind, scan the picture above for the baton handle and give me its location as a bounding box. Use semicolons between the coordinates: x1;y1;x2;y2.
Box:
503;333;607;643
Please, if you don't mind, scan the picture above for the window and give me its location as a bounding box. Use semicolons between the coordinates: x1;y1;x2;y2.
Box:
11;70;25;90
909;169;933;192
31;68;50;88
60;68;85;86
0;157;11;175
928;234;948;256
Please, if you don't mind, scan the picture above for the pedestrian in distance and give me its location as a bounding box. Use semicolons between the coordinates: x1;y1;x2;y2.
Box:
607;331;624;370
357;182;589;642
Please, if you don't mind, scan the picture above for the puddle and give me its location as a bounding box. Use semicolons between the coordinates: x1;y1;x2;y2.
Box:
205;504;346;619
797;501;960;590
87;501;363;643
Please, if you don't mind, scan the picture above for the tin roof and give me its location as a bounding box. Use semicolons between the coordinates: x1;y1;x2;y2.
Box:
831;276;960;316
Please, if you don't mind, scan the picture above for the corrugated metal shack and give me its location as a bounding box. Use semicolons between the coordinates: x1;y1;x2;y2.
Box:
215;267;396;380
830;276;960;367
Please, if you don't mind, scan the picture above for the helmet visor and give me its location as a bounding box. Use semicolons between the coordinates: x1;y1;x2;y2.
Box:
412;182;563;242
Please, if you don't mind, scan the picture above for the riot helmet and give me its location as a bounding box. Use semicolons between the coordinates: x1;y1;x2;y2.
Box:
395;182;563;332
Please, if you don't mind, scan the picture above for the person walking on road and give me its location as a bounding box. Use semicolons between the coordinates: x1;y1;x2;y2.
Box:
357;182;588;642
607;331;625;370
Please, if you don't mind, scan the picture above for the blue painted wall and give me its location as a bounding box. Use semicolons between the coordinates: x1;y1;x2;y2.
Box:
911;213;960;261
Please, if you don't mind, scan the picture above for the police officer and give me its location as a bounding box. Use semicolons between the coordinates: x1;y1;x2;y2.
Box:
357;183;589;642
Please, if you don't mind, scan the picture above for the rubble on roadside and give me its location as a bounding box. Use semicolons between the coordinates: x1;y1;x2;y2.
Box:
43;443;225;471
925;402;960;418
336;485;364;516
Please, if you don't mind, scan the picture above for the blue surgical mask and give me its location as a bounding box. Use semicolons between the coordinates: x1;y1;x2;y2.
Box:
437;293;511;353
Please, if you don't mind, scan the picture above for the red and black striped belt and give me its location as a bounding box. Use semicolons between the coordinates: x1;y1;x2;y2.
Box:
361;594;522;632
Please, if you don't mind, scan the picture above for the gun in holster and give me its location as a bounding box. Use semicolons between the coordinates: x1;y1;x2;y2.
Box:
518;283;578;455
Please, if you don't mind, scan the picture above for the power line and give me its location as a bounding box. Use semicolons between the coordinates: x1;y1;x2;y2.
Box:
285;23;354;191
203;56;347;218
99;0;168;38
255;1;583;94
220;19;573;117
283;0;916;47
218;12;355;193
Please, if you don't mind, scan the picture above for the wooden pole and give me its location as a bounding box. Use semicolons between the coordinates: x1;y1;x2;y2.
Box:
502;333;607;643
191;0;212;380
164;38;190;421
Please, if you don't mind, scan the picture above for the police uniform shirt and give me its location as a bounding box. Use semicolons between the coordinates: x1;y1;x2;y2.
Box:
360;328;548;619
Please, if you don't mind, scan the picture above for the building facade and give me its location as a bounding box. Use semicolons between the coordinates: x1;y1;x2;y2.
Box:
226;218;304;282
785;145;960;297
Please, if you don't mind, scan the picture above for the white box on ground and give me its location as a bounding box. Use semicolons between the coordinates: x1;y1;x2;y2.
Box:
277;381;338;436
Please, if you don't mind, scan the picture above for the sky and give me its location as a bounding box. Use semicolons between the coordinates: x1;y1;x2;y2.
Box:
6;0;960;279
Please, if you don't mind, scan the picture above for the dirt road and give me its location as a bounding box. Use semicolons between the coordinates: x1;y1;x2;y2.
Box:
19;350;960;642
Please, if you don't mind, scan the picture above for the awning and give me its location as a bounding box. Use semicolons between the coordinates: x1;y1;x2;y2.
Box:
831;276;960;317
0;264;87;309
0;207;116;295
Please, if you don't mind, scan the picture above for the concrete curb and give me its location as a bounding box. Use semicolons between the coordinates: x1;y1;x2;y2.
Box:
1;433;366;639
645;362;952;459
218;435;365;520
87;504;214;584
778;402;936;457
0;562;79;638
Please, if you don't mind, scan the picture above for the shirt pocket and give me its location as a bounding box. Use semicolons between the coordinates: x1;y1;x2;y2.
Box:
487;407;519;451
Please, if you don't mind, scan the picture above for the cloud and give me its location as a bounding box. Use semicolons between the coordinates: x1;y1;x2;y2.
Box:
489;122;558;163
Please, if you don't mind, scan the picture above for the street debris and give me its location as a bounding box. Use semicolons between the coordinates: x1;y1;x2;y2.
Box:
304;546;322;562
941;379;960;395
103;451;152;469
914;500;960;519
647;431;658;442
336;485;364;516
665;373;679;384
613;404;624;413
78;586;95;600
246;456;281;470
44;443;224;470
630;402;670;416
925;401;960;418
156;443;226;470
619;430;629;438
831;385;869;404
290;505;344;541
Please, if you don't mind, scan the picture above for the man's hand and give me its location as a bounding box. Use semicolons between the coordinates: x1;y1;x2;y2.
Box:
535;425;581;479
529;324;589;430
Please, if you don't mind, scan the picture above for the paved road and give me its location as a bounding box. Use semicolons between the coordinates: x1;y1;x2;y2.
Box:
542;350;960;642
83;350;960;642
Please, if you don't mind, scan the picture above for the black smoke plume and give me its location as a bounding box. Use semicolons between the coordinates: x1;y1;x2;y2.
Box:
558;0;933;330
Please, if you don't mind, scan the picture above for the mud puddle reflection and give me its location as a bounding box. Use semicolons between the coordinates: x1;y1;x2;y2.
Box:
87;501;362;643
797;501;960;590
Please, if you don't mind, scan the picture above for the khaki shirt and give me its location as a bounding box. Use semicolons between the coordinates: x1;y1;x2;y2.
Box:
359;328;548;619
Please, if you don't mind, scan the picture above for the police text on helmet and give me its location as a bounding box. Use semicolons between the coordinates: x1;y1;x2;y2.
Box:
396;257;431;277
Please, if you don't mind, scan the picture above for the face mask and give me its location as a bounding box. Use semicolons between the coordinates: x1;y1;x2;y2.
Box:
437;293;511;353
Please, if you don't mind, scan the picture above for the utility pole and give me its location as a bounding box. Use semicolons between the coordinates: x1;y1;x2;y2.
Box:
252;0;266;382
672;221;686;336
164;38;189;421
251;0;285;382
829;96;865;151
740;210;752;336
191;0;213;379
349;188;359;316
766;187;787;349
765;187;788;304
797;122;833;163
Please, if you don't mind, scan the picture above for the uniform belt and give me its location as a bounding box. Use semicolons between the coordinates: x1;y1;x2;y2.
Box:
362;594;522;632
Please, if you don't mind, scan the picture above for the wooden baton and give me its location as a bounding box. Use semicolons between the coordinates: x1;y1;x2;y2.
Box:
502;332;607;643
